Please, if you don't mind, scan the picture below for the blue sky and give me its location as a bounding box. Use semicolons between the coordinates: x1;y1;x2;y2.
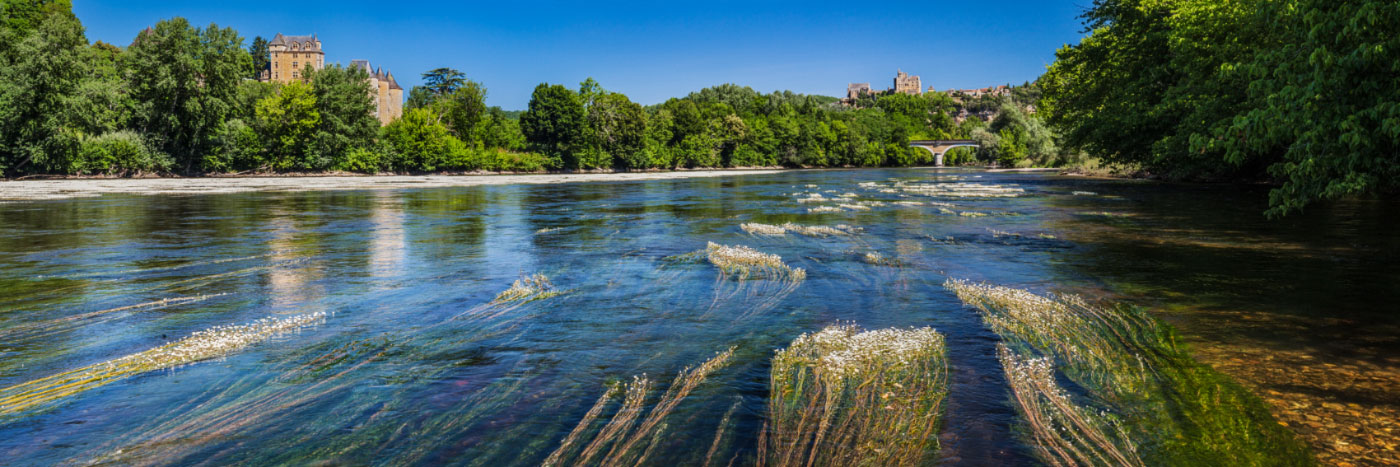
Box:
73;1;1087;110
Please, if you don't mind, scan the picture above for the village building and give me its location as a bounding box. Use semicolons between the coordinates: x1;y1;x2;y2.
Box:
841;70;925;105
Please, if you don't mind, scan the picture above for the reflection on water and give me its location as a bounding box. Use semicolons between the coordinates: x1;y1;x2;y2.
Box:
0;169;1395;465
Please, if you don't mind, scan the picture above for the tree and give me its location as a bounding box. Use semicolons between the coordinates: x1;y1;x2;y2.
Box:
255;80;319;171
440;80;488;143
381;108;464;172
307;64;379;168
586;92;646;169
520;83;585;169
126;18;251;172
421;67;466;96
0;8;93;174
248;35;269;80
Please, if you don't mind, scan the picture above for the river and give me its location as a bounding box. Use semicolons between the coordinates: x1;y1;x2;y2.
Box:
0;168;1394;465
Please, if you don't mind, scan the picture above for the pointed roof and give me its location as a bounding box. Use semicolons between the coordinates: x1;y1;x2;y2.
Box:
269;33;320;48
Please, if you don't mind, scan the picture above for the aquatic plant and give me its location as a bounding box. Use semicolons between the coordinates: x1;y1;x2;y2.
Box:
547;347;737;466
741;222;789;236
892;201;924;207
861;251;899;267
998;344;1143;467
0;312;325;418
835;203;870;211
492;273;563;304
1072;191;1097;196
706;242;806;282
943;279;1313;465
957;211;988;218
781;223;858;237
764;325;947;467
795;193;826;203
806;206;843;213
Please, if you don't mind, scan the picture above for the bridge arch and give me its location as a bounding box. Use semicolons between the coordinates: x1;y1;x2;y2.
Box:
909;140;979;166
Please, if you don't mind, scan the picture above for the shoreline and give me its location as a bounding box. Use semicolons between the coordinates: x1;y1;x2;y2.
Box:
0;168;809;201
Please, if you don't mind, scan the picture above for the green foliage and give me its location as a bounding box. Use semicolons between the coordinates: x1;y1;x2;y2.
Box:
206;119;262;172
585;91;646;170
126;17;251;172
74;130;170;175
248;35;269;80
421;67;465;96
308;64;379;169
0;7;99;175
381;108;459;172
255;81;320;171
520;83;586;169
1042;0;1398;215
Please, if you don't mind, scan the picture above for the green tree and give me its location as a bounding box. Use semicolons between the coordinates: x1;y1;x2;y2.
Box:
255;80;319;171
0;8;93;174
126;18;251;172
381;107;464;172
248;35;269;80
307;64;378;168
421;67;466;96
586;91;646;170
440;80;488;143
520;83;585;169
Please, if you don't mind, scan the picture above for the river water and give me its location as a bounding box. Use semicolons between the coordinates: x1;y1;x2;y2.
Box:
0;169;1395;465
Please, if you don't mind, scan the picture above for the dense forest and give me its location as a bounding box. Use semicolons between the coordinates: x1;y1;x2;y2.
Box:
1042;0;1399;215
5;0;1395;215
0;0;1054;179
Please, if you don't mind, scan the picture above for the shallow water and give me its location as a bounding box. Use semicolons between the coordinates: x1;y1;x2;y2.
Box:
0;168;1395;465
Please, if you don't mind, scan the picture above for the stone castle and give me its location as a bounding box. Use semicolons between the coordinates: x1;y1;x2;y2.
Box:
350;60;404;125
842;70;925;105
259;33;403;125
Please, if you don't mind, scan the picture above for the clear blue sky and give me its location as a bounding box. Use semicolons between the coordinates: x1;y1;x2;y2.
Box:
73;1;1087;110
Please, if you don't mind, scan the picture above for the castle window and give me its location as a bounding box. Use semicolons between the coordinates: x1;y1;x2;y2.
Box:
292;71;299;79
291;43;299;50
305;42;313;49
293;61;299;68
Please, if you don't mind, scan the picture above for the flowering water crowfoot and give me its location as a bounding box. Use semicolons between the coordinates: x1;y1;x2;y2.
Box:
766;324;947;467
492;273;562;304
705;242;805;282
943;279;1312;465
0;312;326;417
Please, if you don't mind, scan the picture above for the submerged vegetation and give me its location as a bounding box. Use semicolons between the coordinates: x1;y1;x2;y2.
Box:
0;312;325;418
705;242;806;282
763;325;947;466
492;273;563;304
944;279;1312;465
545;347;736;466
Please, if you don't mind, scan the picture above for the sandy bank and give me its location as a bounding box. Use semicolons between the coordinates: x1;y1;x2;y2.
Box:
0;170;788;201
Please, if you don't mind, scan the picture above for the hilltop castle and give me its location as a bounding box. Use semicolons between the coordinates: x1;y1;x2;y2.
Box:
259;33;402;125
842;70;925;105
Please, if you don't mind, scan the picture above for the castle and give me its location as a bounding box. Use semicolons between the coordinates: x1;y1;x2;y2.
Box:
350;60;404;126
893;70;922;95
842;70;925;105
259;33;403;125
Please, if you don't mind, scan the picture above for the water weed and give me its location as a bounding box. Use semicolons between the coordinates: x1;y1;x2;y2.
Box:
944;279;1313;465
764;325;947;467
0;312;325;418
492;273;563;304
547;347;737;466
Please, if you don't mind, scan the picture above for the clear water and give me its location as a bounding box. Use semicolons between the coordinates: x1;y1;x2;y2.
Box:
0;168;1395;465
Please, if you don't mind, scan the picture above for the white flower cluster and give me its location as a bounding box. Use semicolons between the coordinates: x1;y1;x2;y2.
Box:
867;181;1024;198
705;242;806;281
115;312;326;371
741;222;789;236
777;324;944;380
740;222;859;237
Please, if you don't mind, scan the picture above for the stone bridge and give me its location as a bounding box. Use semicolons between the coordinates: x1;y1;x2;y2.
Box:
909;140;978;166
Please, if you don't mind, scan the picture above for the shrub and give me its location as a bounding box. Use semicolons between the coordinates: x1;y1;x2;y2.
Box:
74;131;171;175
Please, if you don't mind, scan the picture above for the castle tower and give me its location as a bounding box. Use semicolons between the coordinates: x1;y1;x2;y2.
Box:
264;33;324;83
893;69;922;95
351;60;403;125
